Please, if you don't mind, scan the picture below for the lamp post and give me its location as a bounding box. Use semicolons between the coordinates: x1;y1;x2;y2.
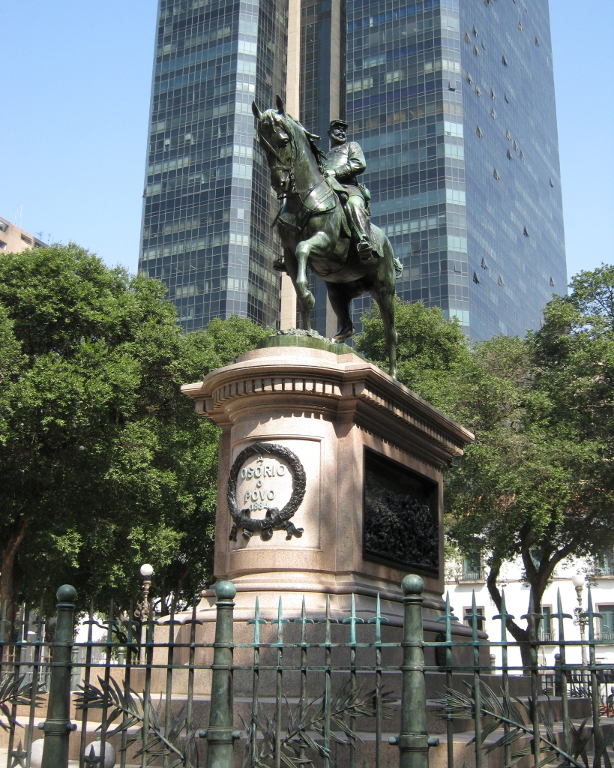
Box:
139;563;154;621
136;564;154;665
571;573;589;675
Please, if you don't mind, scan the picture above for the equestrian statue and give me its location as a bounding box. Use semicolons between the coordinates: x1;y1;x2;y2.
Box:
252;96;402;378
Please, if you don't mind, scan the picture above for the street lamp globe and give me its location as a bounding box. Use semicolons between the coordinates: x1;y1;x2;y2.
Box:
140;563;154;578
571;574;584;589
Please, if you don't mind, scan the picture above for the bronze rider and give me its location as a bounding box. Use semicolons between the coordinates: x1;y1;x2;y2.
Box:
323;119;374;260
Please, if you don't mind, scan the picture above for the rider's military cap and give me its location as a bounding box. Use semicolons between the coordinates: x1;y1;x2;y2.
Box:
328;119;349;131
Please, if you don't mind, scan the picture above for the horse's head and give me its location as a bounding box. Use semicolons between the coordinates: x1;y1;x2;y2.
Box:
252;97;295;198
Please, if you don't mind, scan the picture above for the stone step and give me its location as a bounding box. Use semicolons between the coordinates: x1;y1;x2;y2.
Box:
4;715;610;768
430;715;614;768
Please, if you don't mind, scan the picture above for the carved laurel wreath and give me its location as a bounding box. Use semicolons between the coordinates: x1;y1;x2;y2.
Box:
227;442;306;542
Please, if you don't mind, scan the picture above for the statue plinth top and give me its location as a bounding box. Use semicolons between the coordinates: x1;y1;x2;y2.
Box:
258;329;354;355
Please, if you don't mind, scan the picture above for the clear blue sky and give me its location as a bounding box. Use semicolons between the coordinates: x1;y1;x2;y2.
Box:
0;0;612;285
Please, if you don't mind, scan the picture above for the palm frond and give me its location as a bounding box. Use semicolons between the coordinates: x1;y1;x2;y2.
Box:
0;674;43;731
75;677;202;767
243;681;392;768
437;681;588;768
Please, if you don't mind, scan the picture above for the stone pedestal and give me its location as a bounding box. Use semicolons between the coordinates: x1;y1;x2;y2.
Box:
181;337;473;629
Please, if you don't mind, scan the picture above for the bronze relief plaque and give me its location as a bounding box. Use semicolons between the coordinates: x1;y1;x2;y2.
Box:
362;448;439;573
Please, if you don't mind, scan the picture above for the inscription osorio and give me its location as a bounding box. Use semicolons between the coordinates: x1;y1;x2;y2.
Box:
238;459;288;507
228;442;306;542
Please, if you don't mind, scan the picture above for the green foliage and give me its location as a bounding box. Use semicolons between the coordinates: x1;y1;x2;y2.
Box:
76;677;201;767
444;266;614;643
0;674;42;731
355;298;471;411
358;271;614;643
243;681;394;768
0;244;271;619
181;315;274;374
438;680;591;768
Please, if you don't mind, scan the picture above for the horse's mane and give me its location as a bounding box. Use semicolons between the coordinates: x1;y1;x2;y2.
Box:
277;112;327;173
296;120;327;173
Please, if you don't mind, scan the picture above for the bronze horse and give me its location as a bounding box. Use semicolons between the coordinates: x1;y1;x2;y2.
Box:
252;97;400;378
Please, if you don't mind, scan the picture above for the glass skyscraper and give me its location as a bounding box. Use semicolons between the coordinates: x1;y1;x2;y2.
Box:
312;0;566;339
139;0;287;330
140;0;566;341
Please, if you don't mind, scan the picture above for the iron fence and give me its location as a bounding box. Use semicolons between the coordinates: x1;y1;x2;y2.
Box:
1;579;614;768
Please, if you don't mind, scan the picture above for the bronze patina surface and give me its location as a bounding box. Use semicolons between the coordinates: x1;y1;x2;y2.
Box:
253;97;401;378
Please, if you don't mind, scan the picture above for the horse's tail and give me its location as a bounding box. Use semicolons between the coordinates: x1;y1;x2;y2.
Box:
370;224;402;279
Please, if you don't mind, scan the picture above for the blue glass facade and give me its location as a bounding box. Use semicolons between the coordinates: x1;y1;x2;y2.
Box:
459;0;566;338
139;0;288;331
304;0;565;339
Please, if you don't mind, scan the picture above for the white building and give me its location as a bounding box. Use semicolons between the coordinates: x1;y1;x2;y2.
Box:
445;552;614;672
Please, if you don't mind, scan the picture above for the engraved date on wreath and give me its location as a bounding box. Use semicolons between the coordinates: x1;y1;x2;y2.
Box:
227;442;307;543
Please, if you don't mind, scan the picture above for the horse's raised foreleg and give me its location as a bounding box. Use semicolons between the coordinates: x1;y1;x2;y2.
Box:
294;232;332;329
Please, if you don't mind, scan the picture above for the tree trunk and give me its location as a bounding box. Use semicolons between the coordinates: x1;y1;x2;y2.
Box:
485;530;591;672
0;516;32;636
486;559;533;672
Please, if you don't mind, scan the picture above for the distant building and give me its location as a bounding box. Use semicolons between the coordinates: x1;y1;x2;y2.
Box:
305;0;567;339
446;551;614;669
0;217;46;254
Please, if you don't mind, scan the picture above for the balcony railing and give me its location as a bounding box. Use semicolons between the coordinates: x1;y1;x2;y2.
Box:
457;568;487;582
593;564;614;578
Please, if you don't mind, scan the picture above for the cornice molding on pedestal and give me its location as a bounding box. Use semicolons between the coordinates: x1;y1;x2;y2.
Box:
181;348;473;466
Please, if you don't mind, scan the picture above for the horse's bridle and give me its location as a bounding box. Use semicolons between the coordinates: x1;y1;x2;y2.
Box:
260;117;326;201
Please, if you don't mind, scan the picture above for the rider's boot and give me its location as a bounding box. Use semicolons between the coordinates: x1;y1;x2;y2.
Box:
357;238;372;261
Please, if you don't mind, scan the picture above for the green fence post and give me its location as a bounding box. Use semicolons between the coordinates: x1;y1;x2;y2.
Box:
391;574;436;768
201;581;240;768
41;585;77;768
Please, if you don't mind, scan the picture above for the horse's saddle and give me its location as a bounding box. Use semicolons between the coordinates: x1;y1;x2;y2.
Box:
276;179;337;234
304;179;338;213
276;177;383;262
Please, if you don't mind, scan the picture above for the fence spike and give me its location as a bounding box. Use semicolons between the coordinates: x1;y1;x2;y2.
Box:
493;587;515;627
436;591;459;639
296;595;314;634
585;585;600;643
248;597;266;644
342;593;364;643
271;596;288;641
551;588;572;645
368;592;388;638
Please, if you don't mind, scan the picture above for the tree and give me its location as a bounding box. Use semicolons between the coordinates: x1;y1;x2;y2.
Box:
355;298;471;412
446;267;614;659
0;244;271;624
